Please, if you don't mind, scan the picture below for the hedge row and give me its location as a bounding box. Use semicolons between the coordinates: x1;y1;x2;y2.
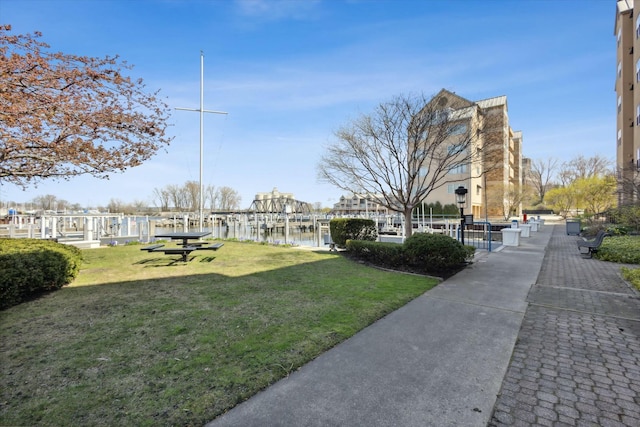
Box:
346;233;475;276
330;218;377;247
0;239;82;310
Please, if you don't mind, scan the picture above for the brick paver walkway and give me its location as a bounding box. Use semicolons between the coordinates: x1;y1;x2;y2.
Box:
489;225;640;426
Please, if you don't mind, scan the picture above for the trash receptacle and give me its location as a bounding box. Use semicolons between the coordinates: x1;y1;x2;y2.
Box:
511;220;519;229
566;219;580;235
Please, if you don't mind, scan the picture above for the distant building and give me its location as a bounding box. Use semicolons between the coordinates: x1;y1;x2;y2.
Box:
254;187;294;203
331;194;388;215
614;0;640;205
420;89;523;219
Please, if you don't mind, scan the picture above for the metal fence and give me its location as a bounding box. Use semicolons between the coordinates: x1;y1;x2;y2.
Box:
460;221;494;252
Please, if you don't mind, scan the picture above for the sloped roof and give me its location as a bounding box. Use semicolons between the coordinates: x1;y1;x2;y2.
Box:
476;95;507;109
433;89;475;109
617;0;633;13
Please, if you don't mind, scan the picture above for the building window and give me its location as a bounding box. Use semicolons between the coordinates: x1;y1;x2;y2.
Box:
619;61;622;79
449;123;468;135
618;96;622;113
447;183;466;194
618;27;622;45
618;129;622;146
476;185;481;196
448;163;468;174
432;108;452;124
448;143;466;155
636;15;640;38
637;104;640;126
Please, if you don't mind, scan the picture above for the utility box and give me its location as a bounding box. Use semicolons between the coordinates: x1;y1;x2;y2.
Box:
566;219;581;236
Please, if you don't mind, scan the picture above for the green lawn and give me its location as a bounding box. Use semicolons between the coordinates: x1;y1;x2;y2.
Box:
1;241;439;426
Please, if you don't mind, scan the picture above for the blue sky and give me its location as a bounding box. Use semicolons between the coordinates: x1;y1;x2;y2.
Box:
1;0;613;209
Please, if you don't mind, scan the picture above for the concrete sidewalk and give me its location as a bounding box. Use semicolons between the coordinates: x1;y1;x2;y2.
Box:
207;226;552;426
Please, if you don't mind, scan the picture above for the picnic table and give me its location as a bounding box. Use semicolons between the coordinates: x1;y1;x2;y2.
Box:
143;231;215;262
154;231;212;246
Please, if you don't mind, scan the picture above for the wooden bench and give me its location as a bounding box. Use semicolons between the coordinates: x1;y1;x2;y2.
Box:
140;244;165;252
195;243;224;251
577;230;610;258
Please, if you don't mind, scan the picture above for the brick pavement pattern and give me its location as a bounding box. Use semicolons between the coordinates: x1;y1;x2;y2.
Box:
489;225;640;427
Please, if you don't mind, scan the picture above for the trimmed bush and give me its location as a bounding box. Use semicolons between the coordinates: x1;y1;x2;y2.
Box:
330;218;377;247
0;239;82;310
345;240;406;269
403;233;471;272
345;232;475;276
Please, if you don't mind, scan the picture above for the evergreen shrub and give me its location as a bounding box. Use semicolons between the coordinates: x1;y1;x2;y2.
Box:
345;232;474;276
403;233;471;272
345;240;405;268
0;238;82;310
330;218;377;247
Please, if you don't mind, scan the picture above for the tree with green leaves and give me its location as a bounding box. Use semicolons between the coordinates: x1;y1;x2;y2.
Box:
545;187;575;218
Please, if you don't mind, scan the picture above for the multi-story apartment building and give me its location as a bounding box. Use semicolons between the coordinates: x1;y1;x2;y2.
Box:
615;0;640;205
419;89;523;220
331;193;387;215
332;89;523;220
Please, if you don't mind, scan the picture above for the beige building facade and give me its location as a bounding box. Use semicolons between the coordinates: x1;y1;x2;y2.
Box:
332;194;387;215
615;0;640;205
421;90;523;220
332;90;524;220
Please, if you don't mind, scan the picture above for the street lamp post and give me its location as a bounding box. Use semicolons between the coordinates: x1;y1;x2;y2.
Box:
454;185;468;245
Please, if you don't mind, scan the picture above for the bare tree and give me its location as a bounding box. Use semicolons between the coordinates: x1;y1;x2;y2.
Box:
132;199;148;213
318;92;486;237
152;187;170;212
217;186;241;211
529;157;558;204
31;194;57;211
107;198;125;213
166;184;185;210
558;155;613;186
205;184;217;211
183;180;200;212
488;183;527;221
